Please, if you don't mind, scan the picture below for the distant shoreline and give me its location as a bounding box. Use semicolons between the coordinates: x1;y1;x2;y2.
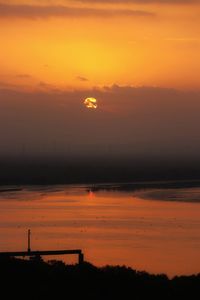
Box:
1;178;200;190
87;179;200;192
1;180;200;204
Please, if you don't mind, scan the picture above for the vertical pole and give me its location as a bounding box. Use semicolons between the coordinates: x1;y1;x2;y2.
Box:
28;229;31;253
79;252;84;264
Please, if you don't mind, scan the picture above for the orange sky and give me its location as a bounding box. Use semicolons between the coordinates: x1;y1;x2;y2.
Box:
0;0;200;91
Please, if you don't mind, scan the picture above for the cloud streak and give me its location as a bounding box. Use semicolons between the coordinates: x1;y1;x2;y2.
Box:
76;76;89;82
0;4;155;19
72;0;200;4
15;74;32;79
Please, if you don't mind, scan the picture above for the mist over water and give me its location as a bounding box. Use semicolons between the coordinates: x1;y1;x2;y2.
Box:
1;155;200;185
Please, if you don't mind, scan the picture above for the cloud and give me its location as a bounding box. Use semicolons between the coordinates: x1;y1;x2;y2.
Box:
72;0;200;4
0;81;20;89
15;74;32;79
76;76;89;82
0;4;155;19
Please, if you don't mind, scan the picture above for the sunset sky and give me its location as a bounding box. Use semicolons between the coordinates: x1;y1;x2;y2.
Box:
1;0;200;90
0;0;200;160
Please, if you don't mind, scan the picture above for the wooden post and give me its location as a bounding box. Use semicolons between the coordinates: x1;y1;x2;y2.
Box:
79;252;84;264
28;229;31;253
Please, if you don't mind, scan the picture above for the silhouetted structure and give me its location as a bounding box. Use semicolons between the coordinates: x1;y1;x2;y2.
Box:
0;230;84;264
0;249;84;264
28;229;31;253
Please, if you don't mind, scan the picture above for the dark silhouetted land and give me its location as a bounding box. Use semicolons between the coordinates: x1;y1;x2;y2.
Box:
0;257;199;300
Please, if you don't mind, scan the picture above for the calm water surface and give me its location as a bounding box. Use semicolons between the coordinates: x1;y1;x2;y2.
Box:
0;185;200;277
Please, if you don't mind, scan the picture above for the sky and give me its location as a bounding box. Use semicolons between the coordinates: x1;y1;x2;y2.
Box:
0;0;200;161
1;0;200;90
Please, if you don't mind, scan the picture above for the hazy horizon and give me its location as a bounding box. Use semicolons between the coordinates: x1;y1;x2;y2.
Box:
0;86;200;163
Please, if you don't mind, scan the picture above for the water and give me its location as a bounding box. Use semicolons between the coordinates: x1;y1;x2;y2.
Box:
0;184;200;277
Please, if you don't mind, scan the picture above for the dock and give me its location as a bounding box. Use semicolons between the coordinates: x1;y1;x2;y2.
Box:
0;249;84;264
0;230;84;264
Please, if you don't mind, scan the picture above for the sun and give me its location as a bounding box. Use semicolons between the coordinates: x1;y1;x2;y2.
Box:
84;97;97;109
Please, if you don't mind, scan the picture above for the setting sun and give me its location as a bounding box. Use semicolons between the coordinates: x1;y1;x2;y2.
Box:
84;97;97;109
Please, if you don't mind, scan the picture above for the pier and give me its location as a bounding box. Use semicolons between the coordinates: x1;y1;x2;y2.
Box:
0;230;84;264
0;249;84;264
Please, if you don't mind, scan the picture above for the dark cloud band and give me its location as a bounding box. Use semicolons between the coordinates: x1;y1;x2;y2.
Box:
0;4;155;19
72;0;200;4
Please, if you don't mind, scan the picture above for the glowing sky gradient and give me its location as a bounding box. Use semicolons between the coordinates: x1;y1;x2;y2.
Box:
0;0;200;90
